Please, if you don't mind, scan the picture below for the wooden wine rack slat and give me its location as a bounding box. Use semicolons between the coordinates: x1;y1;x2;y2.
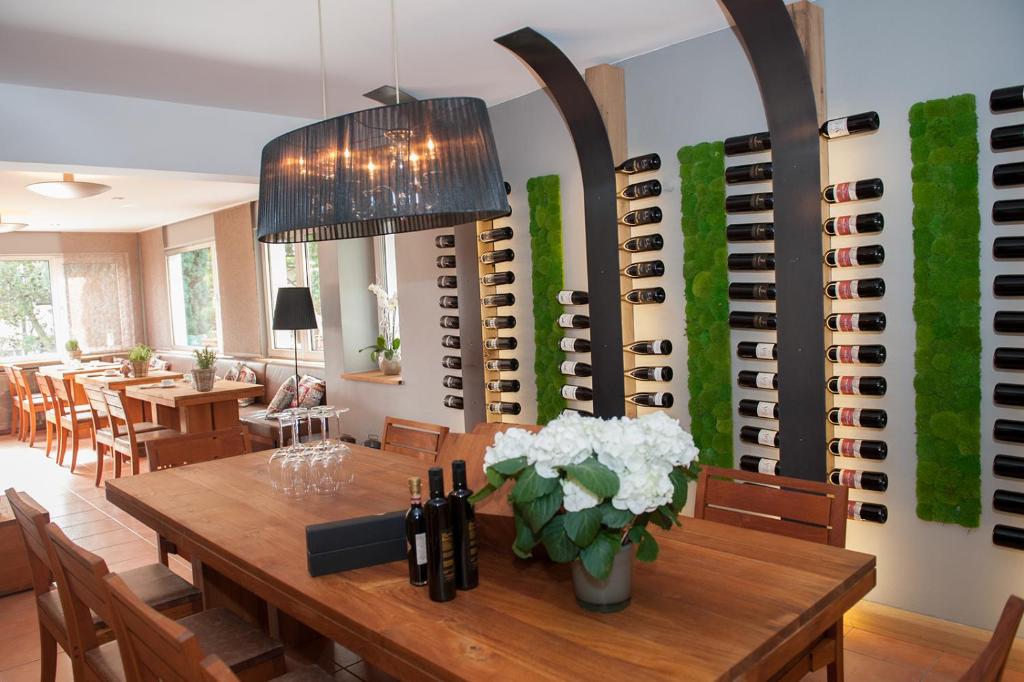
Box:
476;217;503;423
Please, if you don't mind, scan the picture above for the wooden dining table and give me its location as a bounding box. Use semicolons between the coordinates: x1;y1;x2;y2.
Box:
124;378;263;433
105;447;876;681
75;370;185;422
38;361;124;403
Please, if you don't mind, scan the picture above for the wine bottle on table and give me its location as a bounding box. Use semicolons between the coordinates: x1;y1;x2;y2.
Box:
994;237;1024;259
739;399;778;419
486;379;521;393
439;296;458;309
829;438;888;460
827;344;886;365
848;501;888;524
995;275;1024;297
435;234;455;249
626;366;673;382
995;419;1024;444
827;375;887;396
993;162;1024;187
441;356;462;370
405;477;428;587
623;260;665;278
623;287;666;305
740;454;779;476
448;461;478;590
620;207;663;227
826;312;887;332
437;275;457;289
480;271;515;286
424;468;456;602
728;253;775;271
737;341;776;360
561;385;593;402
725;162;773;184
478;226;513;243
483;316;516;330
560;337;591;353
488;402;522;415
625;339;672;355
730;311;777;330
486;358;519;372
994;383;1024;407
991;85;1024;112
991;124;1024;151
830;468;888;492
558;313;590;329
724;131;771;155
740;425;779;448
738;371;778;390
993;525;1024;550
557;290;589;305
825;245;885;267
483;337;517;351
442;375;463;390
621;233;664;253
727;222;775;242
729;282;776;300
825;278;886;300
443;395;463;410
615;153;661;174
726;192;774;213
441;335;461;349
626;392;673;408
482;293;515;308
994;455;1024;480
440;315;459;329
820;111;880;139
618;179;662;200
822;178;883;203
436;255;456;269
480;249;514;265
995;311;1024;333
828;407;887;429
560;361;592;377
995;347;1024;369
992;200;1024;223
823;212;884;236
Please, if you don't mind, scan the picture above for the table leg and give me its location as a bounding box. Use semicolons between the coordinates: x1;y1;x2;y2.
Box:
211;400;241;430
182;404;214;433
154;404;181;431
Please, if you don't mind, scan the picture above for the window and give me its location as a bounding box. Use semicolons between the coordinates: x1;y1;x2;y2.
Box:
373;234;400;340
167;244;221;349
263;242;322;357
0;259;57;357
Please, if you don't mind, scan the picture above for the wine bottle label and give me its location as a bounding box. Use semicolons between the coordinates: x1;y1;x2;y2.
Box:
837;407;862;427
839;439;863;457
839;376;861;395
837;313;859;331
756;401;775;419
755;343;774;360
559;338;575;352
836;247;858;267
441;530;455;580
557;291;586;305
414;532;427;565
839;345;860;363
758;458;777;475
837;280;860;299
834;214;855;235
561;385;580;400
560;361;578;374
558;314;576;327
652;392;666;405
755;373;775;389
834;182;858;202
651;367;665;382
826;118;850;138
848;501;863;520
839;470;863;488
651;340;664;354
757;429;777;446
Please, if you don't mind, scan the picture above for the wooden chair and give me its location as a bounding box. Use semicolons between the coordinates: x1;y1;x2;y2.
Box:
438;431;514;517
36;373;62;459
50;374;95;472
471;422;543;439
83;384;117;487
103;387;178;478
381;416;449;461
14;367;46;446
106;573;324;682
693;466;848;681
3;364;21;439
961;595;1024;682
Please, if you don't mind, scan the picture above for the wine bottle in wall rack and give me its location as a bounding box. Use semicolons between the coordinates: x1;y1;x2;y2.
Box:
995;276;1024;297
439;315;459;329
622;287;666;305
993;162;1024;187
483;337;517;351
737;341;777;360
558;313;590;329
625;339;672;355
994;455;1024;480
995;347;1024;369
488;401;522;416
995;383;1024;407
443;395;464;410
829;438;888;460
619;207;663;227
994;311;1024;333
486;358;519;372
824;245;885;267
439;296;459;309
442;375;463;390
991;124;1024;151
435;234;455;248
437;275;457;288
560;361;592;377
825;278;886;300
826;312;887;332
727;222;775;242
820;111;880;139
625;366;673;382
740;454;779;476
441;356;462;370
822;178;884;204
828;407;888;429
436;255;456;269
728;253;775;271
739;399;778;419
441;335;461;349
830;468;888;492
994;198;1024;221
826;344;887;365
561;385;593;401
725;162;773;184
738;370;778;390
623;260;665;279
621;233;664;253
618;179;662;200
729;283;776;301
563;408;595;418
726;192;774;213
848;501;888;524
615;153;661;174
724;131;771;156
823;212;884;236
827;375;887;396
991;84;1024;112
480;248;514;265
560;337;591;353
740;425;779;448
557;290;589;305
626;392;674;408
994;237;1024;259
478;226;513;243
482;315;516;330
480;271;515;286
993;525;1024;550
486;379;521;393
729;311;777;330
481;293;515;307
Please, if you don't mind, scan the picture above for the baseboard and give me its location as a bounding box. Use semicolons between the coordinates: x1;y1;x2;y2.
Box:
848;600;1024;673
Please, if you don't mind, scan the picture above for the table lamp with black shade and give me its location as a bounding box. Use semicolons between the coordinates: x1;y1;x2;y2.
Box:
272;287;318;404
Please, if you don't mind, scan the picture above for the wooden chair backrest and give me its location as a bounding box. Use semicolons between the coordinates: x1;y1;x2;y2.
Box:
104;572;207;682
83;384;111;428
438;432;512;517
3;364;20;400
45;522;112;655
147;428;251;472
382;416;449;461
693;465;848;547
961;595;1024;682
4;489;54;596
470;422;543;439
36;373;56;411
49;375;74;418
14;367;36;399
102;387;134;443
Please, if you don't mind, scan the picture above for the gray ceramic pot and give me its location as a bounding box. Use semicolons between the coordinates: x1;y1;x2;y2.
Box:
571;541;635;613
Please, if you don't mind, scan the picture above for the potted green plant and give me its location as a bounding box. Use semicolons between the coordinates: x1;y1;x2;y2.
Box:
472;412;700;613
361;282;401;375
127;344;153;378
64;339;82;362
192;347;217;392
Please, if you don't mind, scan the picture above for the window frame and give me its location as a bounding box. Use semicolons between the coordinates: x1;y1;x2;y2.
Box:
260;241;323;362
372;233;400;342
0;254;60;361
165;241;223;352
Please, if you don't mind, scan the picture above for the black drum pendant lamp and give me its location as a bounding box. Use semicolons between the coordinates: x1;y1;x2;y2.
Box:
257;0;508;243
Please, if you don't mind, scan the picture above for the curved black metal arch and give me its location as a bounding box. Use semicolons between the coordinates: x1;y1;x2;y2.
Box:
721;0;826;481
496;27;625;419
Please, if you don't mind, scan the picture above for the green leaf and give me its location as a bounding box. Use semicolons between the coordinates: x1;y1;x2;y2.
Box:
564;507;602;547
635;528;660;562
521;489;563;533
659;504;680;526
669;467;689;512
486;467;505;489
392;337;401;350
564;459;619;499
648;510;673;530
579;532;620;580
509;465;559;504
469;483;496;505
598;503;634;529
513;514;537;559
540;515;579;562
376;335;386;348
491;456;528;476
627;525;646;545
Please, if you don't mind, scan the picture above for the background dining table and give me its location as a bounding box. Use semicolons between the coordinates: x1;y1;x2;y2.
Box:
105;446;877;681
124;378;263;433
76;370;184;422
37;361;123;404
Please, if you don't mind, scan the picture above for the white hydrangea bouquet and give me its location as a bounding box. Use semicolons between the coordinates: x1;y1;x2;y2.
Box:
470;411;700;580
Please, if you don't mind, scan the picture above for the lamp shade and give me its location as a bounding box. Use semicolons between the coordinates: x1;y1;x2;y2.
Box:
257;97;509;243
272;287;319;331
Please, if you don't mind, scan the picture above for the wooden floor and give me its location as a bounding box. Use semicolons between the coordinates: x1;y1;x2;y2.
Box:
0;432;1019;682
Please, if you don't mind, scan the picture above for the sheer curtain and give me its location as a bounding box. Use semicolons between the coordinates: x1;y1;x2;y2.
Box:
53;254;136;351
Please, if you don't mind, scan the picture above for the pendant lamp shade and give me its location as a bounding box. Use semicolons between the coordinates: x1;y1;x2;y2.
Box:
257;97;509;243
25;173;111;199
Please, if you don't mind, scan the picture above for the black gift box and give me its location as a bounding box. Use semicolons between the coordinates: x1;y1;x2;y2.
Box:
306;510;407;577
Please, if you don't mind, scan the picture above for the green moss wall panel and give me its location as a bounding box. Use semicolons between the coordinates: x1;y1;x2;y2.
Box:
910;93;981;527
527;174;565;424
678;142;732;467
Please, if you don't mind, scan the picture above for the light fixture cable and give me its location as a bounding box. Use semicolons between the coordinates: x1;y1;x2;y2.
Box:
390;0;400;104
316;0;328;119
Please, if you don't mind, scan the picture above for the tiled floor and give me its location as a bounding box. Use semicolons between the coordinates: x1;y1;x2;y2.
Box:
0;432;1019;681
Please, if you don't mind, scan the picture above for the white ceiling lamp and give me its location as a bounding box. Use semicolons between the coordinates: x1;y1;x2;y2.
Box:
0;214;29;233
26;172;111;199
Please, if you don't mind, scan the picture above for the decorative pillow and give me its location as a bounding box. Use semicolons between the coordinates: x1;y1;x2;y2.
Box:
149;356;171;371
297;375;326;408
119;358;132;377
265;376;297;416
223;362;241;382
236;364;258;407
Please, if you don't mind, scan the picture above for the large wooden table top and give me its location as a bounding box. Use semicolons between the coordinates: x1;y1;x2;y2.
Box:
105;448;876;681
38;361;122;379
75;370;184;390
124;379;263;408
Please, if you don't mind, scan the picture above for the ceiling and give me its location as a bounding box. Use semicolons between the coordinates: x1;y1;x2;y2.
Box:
0;166;257;233
0;0;741;118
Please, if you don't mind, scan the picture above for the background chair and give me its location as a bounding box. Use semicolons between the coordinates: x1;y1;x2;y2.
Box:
49;376;95;472
381;416;449;462
3;365;21;439
36;374;61;459
102;387;178;478
961;595;1024;682
14;367;45;447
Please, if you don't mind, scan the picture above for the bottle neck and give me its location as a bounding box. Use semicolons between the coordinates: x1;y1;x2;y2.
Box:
410;494;421;505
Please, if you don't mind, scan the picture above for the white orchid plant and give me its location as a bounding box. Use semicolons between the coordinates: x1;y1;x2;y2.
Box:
361;282;400;362
470;411;700;580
